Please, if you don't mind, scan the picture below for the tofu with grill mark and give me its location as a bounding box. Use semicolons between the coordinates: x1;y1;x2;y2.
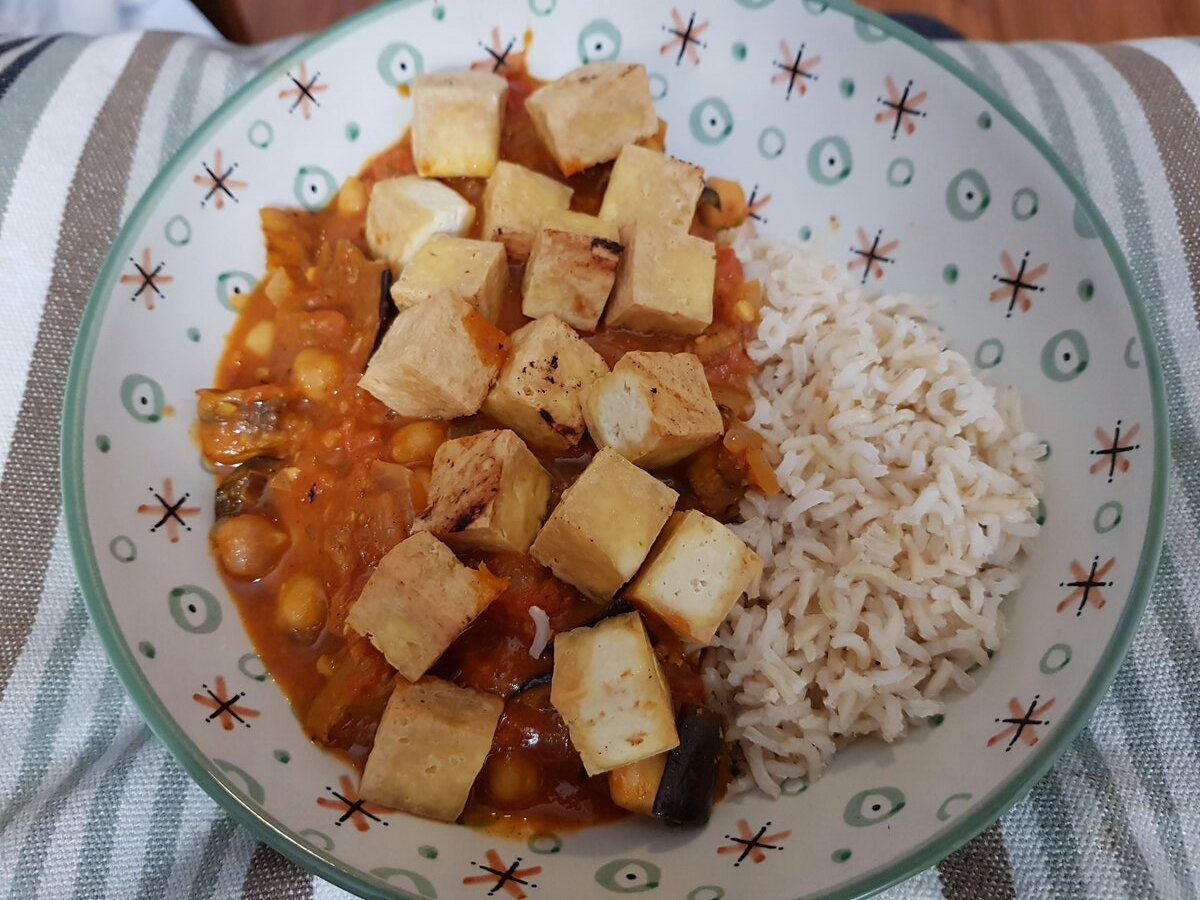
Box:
390;235;508;323
412;429;551;554
522;210;622;332
483;315;609;452
526;63;658;176
365;176;474;269
627;509;763;644
360;677;503;822
550;612;679;775
411;70;507;178
605;221;715;335
346;532;508;682
530;448;677;600
599;144;704;233
583;351;723;469
360;294;507;419
481;161;573;260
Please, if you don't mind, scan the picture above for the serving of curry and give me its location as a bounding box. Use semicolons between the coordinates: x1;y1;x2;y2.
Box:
198;59;774;832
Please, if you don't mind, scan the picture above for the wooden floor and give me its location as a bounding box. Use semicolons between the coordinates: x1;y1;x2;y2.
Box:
193;0;1200;45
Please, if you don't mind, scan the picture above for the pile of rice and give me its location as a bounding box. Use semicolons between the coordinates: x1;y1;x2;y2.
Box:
705;235;1043;796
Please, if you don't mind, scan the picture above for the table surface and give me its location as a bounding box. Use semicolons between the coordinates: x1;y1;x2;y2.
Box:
191;0;1200;44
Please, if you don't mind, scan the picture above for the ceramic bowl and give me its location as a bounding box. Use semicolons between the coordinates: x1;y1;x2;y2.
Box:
63;1;1168;897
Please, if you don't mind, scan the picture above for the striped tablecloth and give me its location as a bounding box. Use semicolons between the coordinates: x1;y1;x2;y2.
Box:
1;27;1198;900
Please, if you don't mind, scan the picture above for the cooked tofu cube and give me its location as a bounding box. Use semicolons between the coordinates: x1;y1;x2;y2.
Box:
360;677;503;822
390;235;508;323
483;315;609;452
481;161;573;260
599;144;704;233
530;448;677;600
411;70;507;178
412;429;551;554
526;63;658;176
345;532;508;681
521;210;622;332
609;753;666;816
628;510;763;644
551;612;679;775
366;176;474;269
583;351;723;468
359;294;507;419
605;222;715;335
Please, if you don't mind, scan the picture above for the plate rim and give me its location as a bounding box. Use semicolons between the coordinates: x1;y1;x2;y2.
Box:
59;1;1170;898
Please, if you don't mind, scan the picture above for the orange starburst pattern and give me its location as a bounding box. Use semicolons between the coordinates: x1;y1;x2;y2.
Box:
1090;421;1141;482
463;849;542;898
193;148;246;210
472;27;522;73
1058;556;1115;616
874;76;927;138
661;8;708;66
772;41;821;98
717;819;791;866
847;227;898;283
989;250;1047;316
988;695;1054;751
137;478;199;543
279;62;327;119
316;774;393;832
119;248;173;311
193;676;260;731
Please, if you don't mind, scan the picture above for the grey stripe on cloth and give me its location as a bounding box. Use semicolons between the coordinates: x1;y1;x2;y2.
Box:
1098;45;1200;331
186;815;241;900
936;823;1016;900
0;36;59;101
1005;46;1086;180
241;845;314;900
133;755;194;900
0;35;86;232
157;41;219;171
0;30;178;698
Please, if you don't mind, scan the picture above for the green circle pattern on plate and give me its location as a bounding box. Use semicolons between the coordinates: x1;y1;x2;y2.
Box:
1040;643;1073;674
579;19;621;63
1094;500;1123;534
168;585;222;634
594;859;662;893
887;157;914;187
844;787;906;826
1040;329;1090;382
807;135;852;185
293;165;337;210
974;338;1003;369
758;126;785;159
238;651;269;681
942;262;959;284
247;120;273;149
164;214;190;246
217;271;257;311
687;888;724;900
119;373;165;424
1012;187;1039;220
95;434;110;452
945;168;991;221
109;535;137;563
376;42;424;87
648;73;668;100
215;758;265;802
528;831;563;854
689;97;734;145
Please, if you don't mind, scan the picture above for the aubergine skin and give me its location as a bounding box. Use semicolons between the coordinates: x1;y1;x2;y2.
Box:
652;704;724;826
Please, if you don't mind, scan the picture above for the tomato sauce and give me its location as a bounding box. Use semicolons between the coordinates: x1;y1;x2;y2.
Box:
201;62;759;833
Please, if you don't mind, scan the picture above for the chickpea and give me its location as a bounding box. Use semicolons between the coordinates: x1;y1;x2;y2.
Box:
243;321;275;357
291;348;342;401
483;751;541;809
276;574;328;640
211;514;289;579
389;421;447;466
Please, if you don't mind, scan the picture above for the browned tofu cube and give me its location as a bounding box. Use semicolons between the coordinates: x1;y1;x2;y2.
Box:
481;161;573;260
482;315;609;452
521;210;622;332
359;295;508;419
412;429;551;554
551;612;679;775
360;677;503;822
525;63;658;176
530;448;677;600
390;235;508;323
365;175;474;269
599;144;704;233
583;351;723;468
627;510;763;644
411;70;507;178
345;532;508;681
605;222;715;335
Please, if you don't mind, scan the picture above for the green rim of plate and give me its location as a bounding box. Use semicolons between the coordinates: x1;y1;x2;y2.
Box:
60;1;1169;898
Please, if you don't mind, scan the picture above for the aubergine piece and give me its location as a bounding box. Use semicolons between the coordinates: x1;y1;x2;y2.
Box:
651;704;724;826
214;458;280;520
196;385;289;464
370;268;396;358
